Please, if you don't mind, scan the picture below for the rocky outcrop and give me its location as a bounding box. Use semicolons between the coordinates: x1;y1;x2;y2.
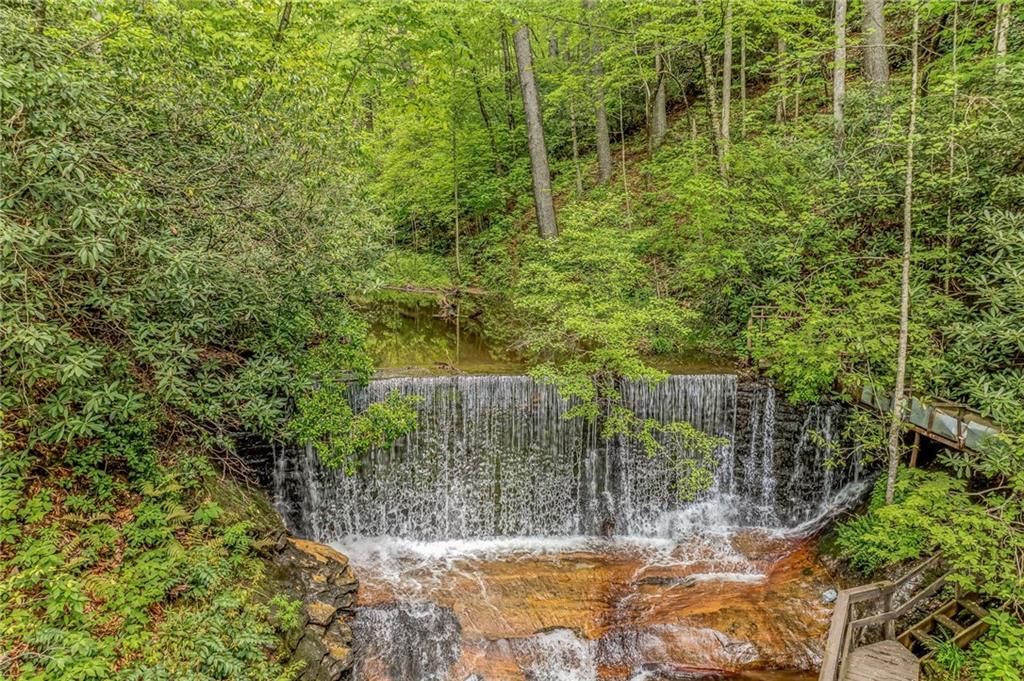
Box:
351;533;834;679
267;536;359;681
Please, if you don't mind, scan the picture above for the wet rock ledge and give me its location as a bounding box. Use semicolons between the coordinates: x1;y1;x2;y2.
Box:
267;535;358;681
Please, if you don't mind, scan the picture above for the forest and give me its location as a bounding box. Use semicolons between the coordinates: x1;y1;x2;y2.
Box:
1;0;1022;680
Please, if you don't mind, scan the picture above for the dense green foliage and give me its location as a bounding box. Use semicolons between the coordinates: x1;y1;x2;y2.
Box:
2;0;1023;677
1;1;407;677
837;467;1024;680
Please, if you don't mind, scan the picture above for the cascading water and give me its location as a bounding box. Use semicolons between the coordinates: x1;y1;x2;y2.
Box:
272;375;859;542
267;374;866;681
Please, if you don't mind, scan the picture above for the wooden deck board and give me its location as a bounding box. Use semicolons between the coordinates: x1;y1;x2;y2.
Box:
844;640;920;681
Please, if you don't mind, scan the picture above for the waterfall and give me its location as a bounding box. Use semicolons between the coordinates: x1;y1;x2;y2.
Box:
352;603;461;681
271;374;858;542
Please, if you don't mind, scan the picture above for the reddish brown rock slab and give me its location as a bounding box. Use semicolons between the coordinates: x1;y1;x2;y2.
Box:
349;535;834;679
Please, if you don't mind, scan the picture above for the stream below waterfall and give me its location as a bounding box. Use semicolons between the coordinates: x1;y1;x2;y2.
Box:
270;374;869;680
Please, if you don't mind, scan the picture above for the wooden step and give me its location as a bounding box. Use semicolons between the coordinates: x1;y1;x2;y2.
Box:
935;613;964;634
958;599;988;620
910;628;932;646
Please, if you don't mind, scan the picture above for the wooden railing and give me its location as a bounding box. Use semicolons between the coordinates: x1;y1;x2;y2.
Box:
746;305;1003;454
818;553;946;681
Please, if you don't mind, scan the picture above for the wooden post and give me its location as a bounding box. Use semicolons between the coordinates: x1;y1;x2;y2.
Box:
883;589;896;640
909;431;921;468
837;618;854;681
957;405;966;448
746;313;754;358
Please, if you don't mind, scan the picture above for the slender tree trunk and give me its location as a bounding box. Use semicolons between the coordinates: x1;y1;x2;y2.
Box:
474;75;503;176
995;1;1011;70
721;0;733;156
500;27;517;145
834;0;848;170
862;0;890;104
652;51;668;150
618;87;631;219
585;0;613;183
696;0;723;175
452;123;461;275
570;99;584;194
632;27;655;157
512;23;558;239
274;2;292;43
701;44;725;176
775;35;787;123
456;29;504;176
593;76;613;183
451;49;462;276
562;38;585;194
946;5;958;295
740;27;747;138
885;7;920;505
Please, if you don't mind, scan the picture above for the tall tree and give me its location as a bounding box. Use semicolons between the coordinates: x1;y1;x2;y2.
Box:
834;0;848;168
701;45;724;174
570;99;584;194
995;0;1011;69
740;24;747;138
861;0;890;97
698;0;725;176
559;34;585;194
585;0;613;183
451;48;462;275
651;50;668;150
720;0;734;156
456;29;504;176
886;6;920;505
500;27;518;146
512;22;558;239
775;35;787;123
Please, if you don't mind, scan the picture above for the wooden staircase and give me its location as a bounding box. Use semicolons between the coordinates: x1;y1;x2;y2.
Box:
898;596;990;660
819;554;992;681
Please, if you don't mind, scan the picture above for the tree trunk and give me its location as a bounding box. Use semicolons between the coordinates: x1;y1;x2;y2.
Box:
862;0;890;96
945;5;958;295
274;2;292;43
885;8;920;505
593;73;613;183
473;70;503;176
834;0;848;169
652;51;668;150
451;50;462;275
701;45;725;176
500;28;517;140
512;23;558;239
452;118;461;275
775;35;787;123
454;28;504;176
721;0;733;156
995;1;1011;69
740;27;747;138
570;99;584;194
585;0;613;183
562;36;584;193
617;88;631;218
